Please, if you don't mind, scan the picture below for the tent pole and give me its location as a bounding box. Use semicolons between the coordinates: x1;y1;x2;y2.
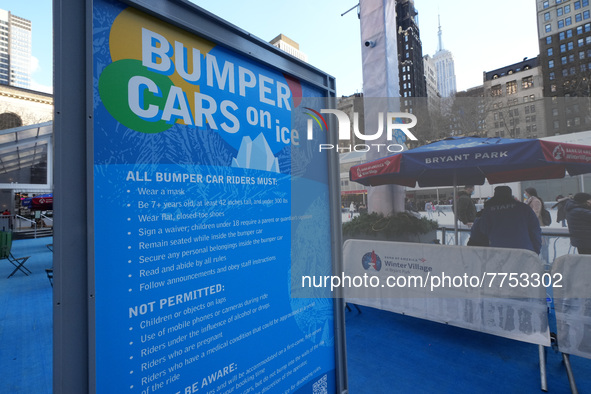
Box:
454;173;459;245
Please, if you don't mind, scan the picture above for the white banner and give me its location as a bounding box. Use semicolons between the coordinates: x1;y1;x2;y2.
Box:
552;254;591;359
343;240;550;346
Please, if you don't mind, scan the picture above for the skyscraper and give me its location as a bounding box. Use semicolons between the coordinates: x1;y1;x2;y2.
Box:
432;16;456;98
396;0;427;100
0;9;32;89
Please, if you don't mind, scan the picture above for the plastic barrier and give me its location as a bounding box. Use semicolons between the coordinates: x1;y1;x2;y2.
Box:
343;240;550;346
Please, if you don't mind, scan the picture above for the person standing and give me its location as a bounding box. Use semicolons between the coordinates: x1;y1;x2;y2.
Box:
524;187;549;263
456;185;476;226
552;194;570;227
470;186;541;254
524;187;544;225
425;201;433;218
565;192;591;255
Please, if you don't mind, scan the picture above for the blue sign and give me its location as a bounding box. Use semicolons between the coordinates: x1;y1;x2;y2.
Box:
92;1;337;393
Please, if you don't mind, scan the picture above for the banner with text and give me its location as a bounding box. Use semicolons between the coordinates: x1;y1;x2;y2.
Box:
343;240;550;346
92;1;337;393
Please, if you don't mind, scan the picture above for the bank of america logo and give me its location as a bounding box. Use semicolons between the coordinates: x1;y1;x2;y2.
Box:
362;251;382;271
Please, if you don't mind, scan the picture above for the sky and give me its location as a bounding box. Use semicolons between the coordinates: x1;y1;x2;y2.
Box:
1;0;540;96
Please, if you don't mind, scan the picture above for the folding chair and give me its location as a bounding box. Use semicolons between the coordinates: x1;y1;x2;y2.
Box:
0;231;31;278
7;252;31;278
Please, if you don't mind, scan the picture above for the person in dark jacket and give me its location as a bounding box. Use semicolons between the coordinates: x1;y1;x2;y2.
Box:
552;194;570;227
565;192;591;255
470;186;541;254
456;185;476;225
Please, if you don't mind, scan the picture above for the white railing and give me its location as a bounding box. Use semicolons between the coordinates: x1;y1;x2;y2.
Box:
15;215;37;238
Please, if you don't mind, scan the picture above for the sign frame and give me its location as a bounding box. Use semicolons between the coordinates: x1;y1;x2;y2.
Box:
54;0;347;393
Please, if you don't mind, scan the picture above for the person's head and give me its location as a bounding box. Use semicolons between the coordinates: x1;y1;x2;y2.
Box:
524;187;538;198
573;192;591;206
485;186;514;207
464;185;475;195
556;194;564;201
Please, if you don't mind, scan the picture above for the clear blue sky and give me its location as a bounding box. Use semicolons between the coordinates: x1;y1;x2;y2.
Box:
1;0;540;96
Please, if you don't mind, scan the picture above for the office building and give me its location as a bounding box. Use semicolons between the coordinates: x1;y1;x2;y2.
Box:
537;0;591;134
269;34;308;62
0;9;32;89
483;57;547;138
423;54;440;114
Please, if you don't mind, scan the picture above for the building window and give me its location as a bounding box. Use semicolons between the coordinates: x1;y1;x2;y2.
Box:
585;10;590;19
580;51;586;59
522;76;534;89
548;47;554;56
547;36;553;45
562;56;568;64
576;0;582;9
581;63;588;71
578;26;583;34
546;24;552;33
550;71;556;80
566;17;572;25
576;13;583;22
544;0;549;7
506;80;517;95
549;59;555;68
569;54;575;62
567;29;573;38
570;66;576;74
558;7;564;16
568;41;574;50
565;4;571;13
579;38;585;46
584;0;589;6
587;36;591;44
560;31;566;40
586;23;591;32
563;68;569;76
545;11;551;21
560;43;567;52
553;108;559;116
559;20;565;28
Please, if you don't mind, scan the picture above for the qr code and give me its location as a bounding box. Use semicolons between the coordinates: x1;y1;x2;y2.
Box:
312;374;327;394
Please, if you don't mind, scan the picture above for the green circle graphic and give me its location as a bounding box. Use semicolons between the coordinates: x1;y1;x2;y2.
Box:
98;59;174;134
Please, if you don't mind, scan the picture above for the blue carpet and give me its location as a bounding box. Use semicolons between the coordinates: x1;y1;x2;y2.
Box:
345;304;591;393
0;237;53;394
